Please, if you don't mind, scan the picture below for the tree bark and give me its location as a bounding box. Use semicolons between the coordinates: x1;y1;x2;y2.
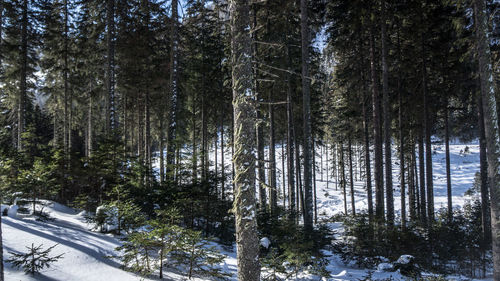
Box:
106;0;115;135
396;26;405;230
340;143;347;215
381;0;394;226
474;1;500;278
409;141;416;221
286;46;296;217
167;0;179;179
269;93;277;213
252;4;266;212
0;0;4;277
421;32;434;224
64;0;69;158
370;20;384;225
301;0;313;231
445;104;452;220
418;129;427;224
312;138;317;223
221;112;225;199
478;91;491;242
348;137;356;216
361;40;373;223
230;0;261;279
18;0;28;150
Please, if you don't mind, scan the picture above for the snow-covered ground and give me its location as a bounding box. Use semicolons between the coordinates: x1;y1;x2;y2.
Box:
2;143;490;280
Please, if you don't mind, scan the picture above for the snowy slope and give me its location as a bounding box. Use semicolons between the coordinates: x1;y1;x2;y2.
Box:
2;143;490;280
2;201;238;281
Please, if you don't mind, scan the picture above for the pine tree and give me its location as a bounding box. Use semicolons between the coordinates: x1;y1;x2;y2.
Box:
473;0;500;278
230;0;260;279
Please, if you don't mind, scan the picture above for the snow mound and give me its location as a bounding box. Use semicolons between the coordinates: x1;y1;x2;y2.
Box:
396;255;414;265
377;262;394;272
7;205;18;218
260;237;270;249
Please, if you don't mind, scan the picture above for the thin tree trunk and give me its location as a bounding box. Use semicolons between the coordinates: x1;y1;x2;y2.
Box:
221;112;225;199
166;0;179;181
106;0;115;135
370;20;384;225
192;96;197;183
301;0;313;231
64;0;69;158
409;141;416;221
286;50;296;217
230;0;260;278
87;91;93;158
0;0;4;276
160;119;164;183
478;86;491;242
295;134;303;221
381;0;394;225
313;138;317;223
399;83;406;231
445;104;453;220
18;0;28;150
348;137;355;216
201;97;207;180
414;142;420;219
144;91;151;187
340;143;347;215
361;42;373;222
421;32;434;224
418;128;427;224
269;93;277;213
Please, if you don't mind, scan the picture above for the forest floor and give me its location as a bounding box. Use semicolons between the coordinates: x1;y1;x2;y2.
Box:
1;143;492;280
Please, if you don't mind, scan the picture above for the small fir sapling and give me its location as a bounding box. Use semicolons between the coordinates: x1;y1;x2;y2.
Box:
7;243;64;275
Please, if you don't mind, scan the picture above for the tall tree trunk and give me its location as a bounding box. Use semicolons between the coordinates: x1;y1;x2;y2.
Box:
230;0;260;279
370;20;384;225
418;130;427;224
269;93;277;213
221;113;225;199
192;95;197;183
326;143;329;189
361;41;373;223
295;133;303;221
167;0;179;179
144;91;151;186
399;79;406;231
312;138;317;223
478;92;491;242
252;4;266;212
18;0;28;150
474;1;500;278
414;141;420;219
286;48;296;217
301;0;313;231
87;90;93;158
395;26;405;229
340;142;347;215
348;137;356;216
0;0;4;277
381;0;394;226
106;0;115;135
421;33;434;224
159;119;164;183
282;137;286;208
445;104;453;220
201;97;207;180
63;0;69;158
409;141;416;221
